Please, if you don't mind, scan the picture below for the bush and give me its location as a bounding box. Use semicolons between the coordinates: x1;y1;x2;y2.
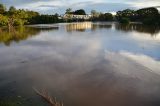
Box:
142;17;159;25
0;14;8;26
119;18;130;24
13;19;24;26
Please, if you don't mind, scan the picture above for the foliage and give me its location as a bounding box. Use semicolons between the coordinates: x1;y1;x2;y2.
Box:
65;9;86;15
158;14;160;26
119;17;130;24
137;8;159;25
91;12;113;21
116;9;136;21
13;19;24;26
0;3;160;26
8;6;16;15
74;9;86;15
29;14;59;24
116;7;160;25
0;4;60;26
136;7;159;20
0;4;6;14
0;14;8;26
65;8;72;14
98;13;113;21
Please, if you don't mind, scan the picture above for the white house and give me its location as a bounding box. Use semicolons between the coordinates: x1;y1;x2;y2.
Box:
62;14;92;20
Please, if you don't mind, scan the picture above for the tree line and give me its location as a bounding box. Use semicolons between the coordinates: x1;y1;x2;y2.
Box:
116;8;160;25
0;3;160;26
65;8;86;15
0;4;59;27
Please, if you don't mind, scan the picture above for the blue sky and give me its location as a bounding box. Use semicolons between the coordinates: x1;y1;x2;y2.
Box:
0;0;160;14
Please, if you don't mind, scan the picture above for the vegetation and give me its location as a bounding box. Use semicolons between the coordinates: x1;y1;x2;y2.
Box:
91;10;113;21
0;3;6;14
0;14;8;26
74;9;86;15
0;3;160;26
65;9;86;15
65;8;72;14
116;7;160;25
119;17;130;24
0;4;59;27
29;14;59;24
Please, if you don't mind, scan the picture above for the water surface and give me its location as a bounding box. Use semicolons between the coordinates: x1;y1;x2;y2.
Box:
0;22;160;106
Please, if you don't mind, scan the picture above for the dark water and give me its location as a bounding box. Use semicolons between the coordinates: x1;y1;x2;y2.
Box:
0;22;160;106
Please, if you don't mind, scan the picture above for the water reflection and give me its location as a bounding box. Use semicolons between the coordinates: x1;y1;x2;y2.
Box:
92;23;112;31
66;22;92;32
66;22;112;32
0;23;159;46
0;26;58;46
28;24;59;30
115;23;160;36
65;22;160;36
0;22;160;106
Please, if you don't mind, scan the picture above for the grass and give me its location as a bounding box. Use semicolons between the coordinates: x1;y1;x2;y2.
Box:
33;88;63;106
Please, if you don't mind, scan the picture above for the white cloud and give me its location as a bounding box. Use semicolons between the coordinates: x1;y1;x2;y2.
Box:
105;50;160;77
119;51;160;75
1;0;160;14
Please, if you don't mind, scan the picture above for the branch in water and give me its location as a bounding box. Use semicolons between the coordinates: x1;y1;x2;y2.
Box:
33;87;63;106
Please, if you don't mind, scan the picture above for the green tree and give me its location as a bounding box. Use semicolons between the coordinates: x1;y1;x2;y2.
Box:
136;7;159;25
116;9;136;21
0;4;6;14
66;8;72;14
74;9;86;15
91;10;101;17
98;13;113;21
9;6;16;15
0;14;8;26
119;17;130;24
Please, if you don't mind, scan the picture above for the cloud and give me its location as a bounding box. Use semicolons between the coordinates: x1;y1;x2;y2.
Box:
0;0;160;14
119;51;160;75
38;5;59;8
105;50;160;76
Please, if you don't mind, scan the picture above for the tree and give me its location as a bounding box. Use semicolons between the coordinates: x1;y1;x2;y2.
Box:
0;14;8;26
8;6;16;16
91;10;96;16
91;10;100;17
116;9;136;21
99;13;113;21
0;4;6;14
136;7;159;25
119;17;130;24
66;8;72;14
9;6;16;13
74;9;86;15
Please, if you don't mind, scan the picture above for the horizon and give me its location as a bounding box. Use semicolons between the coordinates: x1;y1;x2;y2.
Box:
0;0;160;14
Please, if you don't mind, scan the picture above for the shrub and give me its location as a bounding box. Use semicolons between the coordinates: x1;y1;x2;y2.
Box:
119;17;130;24
0;14;8;26
142;16;160;25
13;19;24;26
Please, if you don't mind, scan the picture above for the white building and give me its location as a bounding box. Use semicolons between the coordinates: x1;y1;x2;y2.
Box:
63;14;92;20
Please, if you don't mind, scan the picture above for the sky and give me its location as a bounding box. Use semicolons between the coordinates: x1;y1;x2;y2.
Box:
0;0;160;14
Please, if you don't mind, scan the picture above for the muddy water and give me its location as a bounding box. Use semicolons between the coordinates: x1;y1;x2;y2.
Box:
0;22;160;106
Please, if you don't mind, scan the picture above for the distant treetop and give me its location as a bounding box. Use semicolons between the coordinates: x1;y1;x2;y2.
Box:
65;8;86;15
